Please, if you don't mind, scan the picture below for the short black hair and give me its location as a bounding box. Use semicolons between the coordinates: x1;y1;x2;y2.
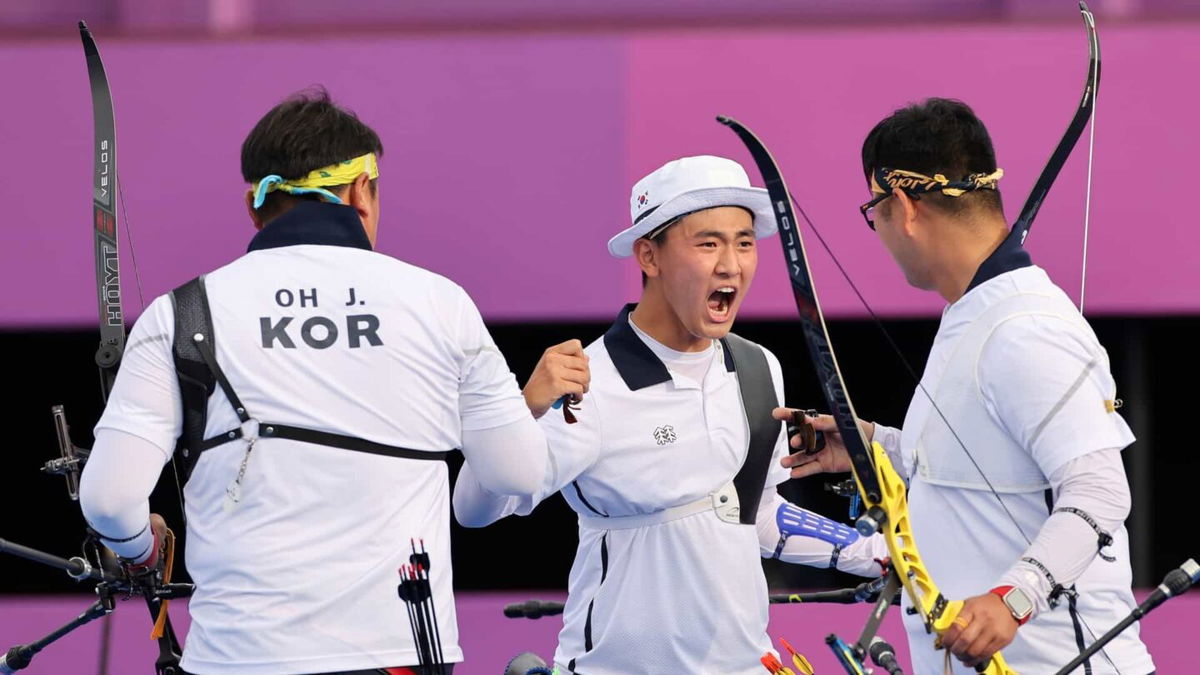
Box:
861;98;1003;217
241;87;383;221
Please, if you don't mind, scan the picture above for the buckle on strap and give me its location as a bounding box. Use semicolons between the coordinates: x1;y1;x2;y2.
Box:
240;418;260;443
712;481;741;524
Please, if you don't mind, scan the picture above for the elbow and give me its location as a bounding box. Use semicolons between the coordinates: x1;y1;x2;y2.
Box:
1109;482;1132;522
78;466;122;525
453;510;497;529
471;448;546;497
78;487;139;537
756;520;780;560
476;469;541;498
450;483;509;528
451;494;505;528
459;420;548;497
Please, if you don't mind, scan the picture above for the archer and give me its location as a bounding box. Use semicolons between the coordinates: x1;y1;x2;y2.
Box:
779;99;1154;674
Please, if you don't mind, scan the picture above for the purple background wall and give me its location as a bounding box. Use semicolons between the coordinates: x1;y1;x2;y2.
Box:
625;23;1200;319
5;0;1199;34
1;18;1196;327
1;591;1194;673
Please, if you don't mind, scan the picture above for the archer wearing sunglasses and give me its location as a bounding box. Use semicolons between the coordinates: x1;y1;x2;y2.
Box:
783;98;1154;674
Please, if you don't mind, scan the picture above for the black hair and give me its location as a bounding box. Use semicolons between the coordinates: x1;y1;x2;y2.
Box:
861;98;1003;218
241;87;383;221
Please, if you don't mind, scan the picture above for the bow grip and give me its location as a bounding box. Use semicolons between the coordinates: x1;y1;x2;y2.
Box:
936;600;1019;675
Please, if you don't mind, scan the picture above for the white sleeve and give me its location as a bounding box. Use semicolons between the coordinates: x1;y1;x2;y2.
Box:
454;416;550;527
93;295;183;454
452;286;532;432
453;459;522;528
78;429;170;561
458;415;549;497
454;383;603;527
996;447;1131;616
755;490;888;577
871;423;906;477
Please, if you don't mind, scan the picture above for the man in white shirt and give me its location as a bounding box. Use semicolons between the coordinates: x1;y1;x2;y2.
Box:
76;90;584;675
454;155;887;675
780;98;1154;674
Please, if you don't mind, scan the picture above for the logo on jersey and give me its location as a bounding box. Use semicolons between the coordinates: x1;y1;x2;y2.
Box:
653;425;676;445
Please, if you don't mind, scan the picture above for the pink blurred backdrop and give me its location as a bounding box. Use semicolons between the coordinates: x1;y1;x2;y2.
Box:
1;8;1193;325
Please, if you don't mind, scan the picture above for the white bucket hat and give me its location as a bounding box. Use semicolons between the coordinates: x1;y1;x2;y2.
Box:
608;155;776;258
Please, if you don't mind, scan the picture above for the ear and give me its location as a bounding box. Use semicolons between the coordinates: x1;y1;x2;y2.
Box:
345;172;374;220
245;188;266;231
891;187;919;237
343;172;379;248
633;237;660;281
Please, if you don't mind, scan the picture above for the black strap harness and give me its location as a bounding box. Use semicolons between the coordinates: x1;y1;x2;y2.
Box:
169;275;450;483
722;333;781;526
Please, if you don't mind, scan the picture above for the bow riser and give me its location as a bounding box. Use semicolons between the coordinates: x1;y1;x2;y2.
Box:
866;444;1018;674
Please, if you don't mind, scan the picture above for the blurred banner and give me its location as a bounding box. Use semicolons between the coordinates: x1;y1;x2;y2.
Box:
1;13;1195;325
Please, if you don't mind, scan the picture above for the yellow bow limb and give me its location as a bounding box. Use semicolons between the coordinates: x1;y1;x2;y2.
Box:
863;441;1018;675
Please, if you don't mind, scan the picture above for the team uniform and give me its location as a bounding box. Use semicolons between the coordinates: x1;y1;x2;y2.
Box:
455;307;886;675
872;239;1155;673
81;201;538;674
454;155;887;674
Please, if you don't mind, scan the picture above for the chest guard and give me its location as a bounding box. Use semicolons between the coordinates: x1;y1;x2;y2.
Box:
915;291;1103;493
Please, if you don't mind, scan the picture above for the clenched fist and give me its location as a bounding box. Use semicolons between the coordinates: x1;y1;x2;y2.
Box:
523;339;590;419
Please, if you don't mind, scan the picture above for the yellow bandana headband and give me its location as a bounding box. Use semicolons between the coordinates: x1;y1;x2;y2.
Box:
252;153;379;210
869;166;1003;198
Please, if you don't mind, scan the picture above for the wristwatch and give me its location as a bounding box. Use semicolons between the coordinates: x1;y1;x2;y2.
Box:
990;585;1034;625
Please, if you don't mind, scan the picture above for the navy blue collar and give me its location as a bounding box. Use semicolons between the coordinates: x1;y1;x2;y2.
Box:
603;303;735;391
964;226;1033;294
247;201;373;253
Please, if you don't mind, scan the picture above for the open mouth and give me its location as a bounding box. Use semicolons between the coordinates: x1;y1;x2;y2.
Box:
707;286;737;321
